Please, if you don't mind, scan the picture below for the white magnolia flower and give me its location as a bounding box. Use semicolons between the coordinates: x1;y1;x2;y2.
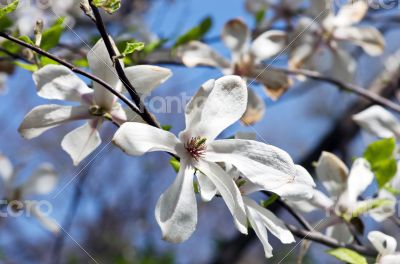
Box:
0;154;59;233
368;231;400;264
113;75;313;243
353;105;400;139
289;152;392;243
290;1;385;82
178;18;289;108
18;37;172;165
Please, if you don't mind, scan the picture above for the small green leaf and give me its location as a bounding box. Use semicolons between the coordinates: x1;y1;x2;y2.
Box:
73;58;89;67
93;0;121;14
14;61;38;72
0;0;19;19
261;194;279;208
364;138;397;188
326;248;367;264
162;125;172;131
169;158;180;173
143;39;168;55
384;185;400;195
174;16;212;48
41;17;65;51
40;56;59;66
255;9;265;25
0;16;12;31
351;199;395;218
122;41;145;56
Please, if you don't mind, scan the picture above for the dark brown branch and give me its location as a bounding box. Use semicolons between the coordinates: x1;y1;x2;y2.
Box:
89;1;160;128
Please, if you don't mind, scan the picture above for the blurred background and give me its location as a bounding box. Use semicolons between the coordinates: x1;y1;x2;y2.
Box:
0;0;399;263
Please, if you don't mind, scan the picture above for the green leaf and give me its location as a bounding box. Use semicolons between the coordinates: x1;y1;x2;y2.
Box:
162;125;172;131
255;9;265;25
93;0;121;14
73;58;89;67
143;39;168;55
351;199;395;218
364;138;397;188
40;56;59;66
41;17;65;51
169;158;180;173
0;16;12;31
14;61;38;72
174;16;212;48
0;0;19;19
326;248;367;264
384;185;400;195
261;194;279;208
122;41;145;56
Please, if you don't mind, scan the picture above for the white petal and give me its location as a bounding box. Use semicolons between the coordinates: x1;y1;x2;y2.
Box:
250;30;287;62
332;1;368;27
287;189;334;213
113;122;179;156
326;223;353;244
22;163;57;196
245;200;273;258
331;49;357;83
334;27;385;56
177;41;230;68
124;65;172;95
206;139;314;199
368;231;397;255
244;197;295;244
315;152;349;198
155;160;197;243
353;105;400;139
18;105;91;139
234;131;257;140
0;154;13;184
25;201;60;234
308;0;331;19
345;158;374;203
222;19;250;59
87;38;121;110
109;102;127;125
184;79;215;129
380;254;400;264
241;88;265;126
181;75;247;141
249;68;291;100
61;120;102;166
367;191;396;222
33;65;93;102
197;159;248;234
196;172;217;202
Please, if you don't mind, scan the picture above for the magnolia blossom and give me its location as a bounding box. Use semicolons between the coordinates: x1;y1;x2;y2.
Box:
18;38;172;165
113;75;314;243
368;231;400;264
289;152;393;243
177;18;289;124
289;1;385;82
0;154;59;233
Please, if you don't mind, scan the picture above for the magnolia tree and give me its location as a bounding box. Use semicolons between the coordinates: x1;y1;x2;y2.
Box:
0;0;399;263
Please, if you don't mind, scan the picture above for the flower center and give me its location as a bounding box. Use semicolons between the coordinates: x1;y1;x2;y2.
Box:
185;137;207;161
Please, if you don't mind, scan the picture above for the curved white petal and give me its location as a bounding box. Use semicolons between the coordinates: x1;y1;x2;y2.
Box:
326;222;353;244
177;41;230;69
222;19;250;59
33;65;93;102
197;159;247;234
109;102;127;125
331;49;357;83
241;88;265;126
315;152;349;198
196;172;217;202
113;122;179;156
0;154;13;184
206;139;314;199
124;65;172;95
181;75;247;141
332;1;368;27
288;189;334;213
245;200;273;258
334;27;385;56
87;38;121;110
155;160;197;243
345;158;374;203
380;254;400;264
18;105;91;139
244;197;295;244
251;30;287;62
61;120;102;166
353;105;400;139
22;163;57;196
368;231;397;255
25;201;60;234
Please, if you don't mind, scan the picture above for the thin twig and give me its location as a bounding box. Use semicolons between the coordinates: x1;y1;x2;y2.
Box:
89;1;160;128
